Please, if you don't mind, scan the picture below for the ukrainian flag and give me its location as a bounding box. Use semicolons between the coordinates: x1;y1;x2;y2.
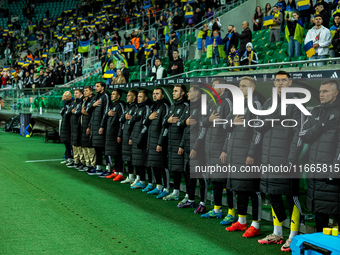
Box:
104;4;111;8
134;12;141;17
197;30;204;50
78;16;82;20
42;53;48;58
57;33;63;39
43;18;47;21
263;15;274;26
8;24;13;27
2;33;7;37
123;45;137;53
65;25;70;30
113;25;119;31
18;60;24;66
88;13;93;17
185;11;193;19
103;70;116;79
115;5;119;9
206;36;226;59
72;26;77;30
67;34;72;39
35;58;42;64
304;40;315;58
90;24;95;28
112;14;119;18
297;0;309;11
32;23;37;28
78;40;90;53
23;61;30;67
63;37;68;41
101;25;106;30
143;4;151;9
95;19;102;25
285;20;304;44
58;17;62;21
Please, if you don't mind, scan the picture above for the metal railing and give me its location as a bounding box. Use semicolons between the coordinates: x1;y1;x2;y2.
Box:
164;57;340;79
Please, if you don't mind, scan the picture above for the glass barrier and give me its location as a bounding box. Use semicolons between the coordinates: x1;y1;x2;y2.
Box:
0;86;71;117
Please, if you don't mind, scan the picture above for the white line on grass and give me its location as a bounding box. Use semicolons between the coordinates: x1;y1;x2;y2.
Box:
25;159;63;163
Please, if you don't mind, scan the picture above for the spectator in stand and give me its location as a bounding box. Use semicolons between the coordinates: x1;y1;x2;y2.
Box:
208;17;222;32
234;21;252;56
270;6;283;42
167;50;184;77
23;71;33;90
263;3;273;29
122;41;135;67
208;30;224;65
275;0;287;33
193;8;203;26
332;0;340;15
120;62;129;83
201;23;210;53
111;69;126;85
240;42;258;70
222;25;239;56
173;11;182;31
149;48;160;67
100;48;108;75
150;58;167;81
205;7;214;21
228;45;241;71
4;45;11;65
252;6;263;31
304;14;332;66
286;0;297;13
299;0;312;29
315;3;330;29
167;30;179;62
137;41;149;67
332;15;340;60
285;11;304;59
314;0;330;13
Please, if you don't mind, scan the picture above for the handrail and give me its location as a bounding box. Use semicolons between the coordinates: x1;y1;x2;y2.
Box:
194;0;248;29
164;57;340;79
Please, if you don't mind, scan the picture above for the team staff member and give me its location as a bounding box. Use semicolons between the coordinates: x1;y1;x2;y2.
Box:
257;71;303;253
130;90;153;189
60;91;73;165
99;89;126;180
223;77;262;238
162;85;189;201
144;88;171;198
201;78;236;226
300;80;340;233
79;86;96;172
178;86;208;214
86;82;110;176
119;90;138;184
66;89;84;169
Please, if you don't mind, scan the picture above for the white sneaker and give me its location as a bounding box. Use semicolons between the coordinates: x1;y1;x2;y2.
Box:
130;178;140;187
121;176;135;184
61;159;72;164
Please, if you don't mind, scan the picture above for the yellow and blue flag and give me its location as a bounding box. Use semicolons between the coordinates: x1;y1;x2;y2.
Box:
103;70;116;79
304;40;315;58
263;15;274;26
78;40;90;53
297;0;309;11
185;11;193;19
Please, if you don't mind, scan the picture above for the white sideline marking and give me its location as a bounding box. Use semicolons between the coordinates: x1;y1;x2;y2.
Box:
26;159;62;163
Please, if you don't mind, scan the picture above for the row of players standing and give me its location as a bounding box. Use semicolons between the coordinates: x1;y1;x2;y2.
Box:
59;71;340;252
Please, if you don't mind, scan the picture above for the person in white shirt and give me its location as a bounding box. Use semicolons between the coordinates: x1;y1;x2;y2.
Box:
304;14;332;66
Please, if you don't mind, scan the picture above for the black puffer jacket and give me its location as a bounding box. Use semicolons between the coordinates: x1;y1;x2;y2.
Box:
201;92;232;180
81;95;95;148
131;99;152;166
145;99;170;168
179;99;206;170
300;98;340;215
60;99;73;143
224;96;262;192
100;100;125;157
163;97;189;172
120;101;138;162
87;90;110;147
70;97;83;146
258;94;303;195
